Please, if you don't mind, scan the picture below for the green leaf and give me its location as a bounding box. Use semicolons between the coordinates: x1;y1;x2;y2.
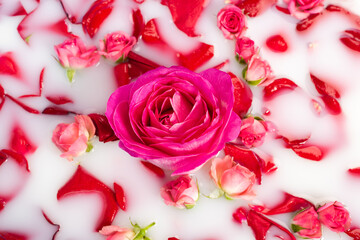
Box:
66;69;76;83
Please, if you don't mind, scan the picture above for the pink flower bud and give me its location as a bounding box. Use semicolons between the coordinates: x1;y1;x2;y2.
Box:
160;175;199;209
284;0;325;20
210;155;256;200
99;225;135;240
54;37;100;69
217;5;247;40
291;207;322;239
99;31;137;62
52;115;96;161
239;117;267;148
317;201;351;233
235;37;257;63
245;55;272;84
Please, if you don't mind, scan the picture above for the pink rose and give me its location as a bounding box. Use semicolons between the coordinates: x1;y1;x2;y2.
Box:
317;201;351;233
235;37;258;63
210;155;256;199
54;37;100;82
99;226;135;240
284;0;325;20
217;5;247;40
52;115;96;161
99;31;137;62
239;117;267;148
160;175;199;209
245;55;272;85
106;66;241;175
291;207;322;239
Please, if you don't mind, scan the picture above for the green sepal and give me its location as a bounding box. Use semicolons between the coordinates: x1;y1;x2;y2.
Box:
291;224;304;233
86;142;93;152
242;66;248;79
131;221;155;240
246;78;262;86
185;203;195;209
25;35;32;44
115;55;126;64
66;68;76;83
224;193;234;200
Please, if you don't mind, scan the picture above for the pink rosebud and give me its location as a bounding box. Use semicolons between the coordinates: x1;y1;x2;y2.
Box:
245;55;272;85
291;207;322;239
52;115;96;161
284;0;325;20
239;117;267;148
99;31;137;62
99;225;135;240
54;37;100;82
217;5;247;40
317;201;351;233
160;175;199;209
235;37;258;63
210;155;256;200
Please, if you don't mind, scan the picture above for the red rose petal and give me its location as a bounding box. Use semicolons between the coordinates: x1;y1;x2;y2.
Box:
321;95;342;115
233;207;248;224
5;94;39;114
348;167;360;176
11;3;27;16
19;67;45;98
82;0;114;38
275;5;290;15
176;42;214;71
340;29;360;53
247;210;296;240
263;78;298;101
326;5;360;28
251;192;314;215
57;166;118;231
168;238;180;240
224;143;262;184
0;84;5;111
1;149;29;172
291;145;324;161
140;161;165;178
160;0;206;37
59;0;95;23
346;227;360;239
296;12;322;32
0;232;28;240
0;52;20;78
42;106;75;115
114;183;127;211
45;95;73;105
9;124;37;155
113;63;131;87
310;73;340;98
266;34;288;53
46;19;74;38
236;0;277;17
142;19;170;49
132;8;145;40
88;113;118;143
128;51;161;71
211;59;229;70
42;211;60;240
228;72;253;118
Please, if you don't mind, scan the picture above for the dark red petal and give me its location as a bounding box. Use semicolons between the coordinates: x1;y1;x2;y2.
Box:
236;0;277;17
113;63;131;87
161;0;206;37
0;52;20;78
128;51;161;70
228;72;253;118
247;210;296;240
176;42;214;71
224;143;262;184
132;8;145;40
0;151;7;166
88;113;118;143
263;78;298;101
340;29;360;53
140;161;165;178
11;3;27;16
142;19;169;48
321;95;342;115
291;145;324;161
19;67;45;98
348;167;360;176
346;228;360;239
0;232;28;240
266;34;288;53
0;198;5;211
46;95;73;105
233;207;248;224
296;12;322;32
57;166;118;231
310;73;340;98
42;106;75;115
168;238;180;240
82;0;114;38
9;124;37;155
275;5;290;15
251;192;314;215
0;84;5;111
42;211;60;240
1;149;29;172
114;183;127;211
5;94;40;114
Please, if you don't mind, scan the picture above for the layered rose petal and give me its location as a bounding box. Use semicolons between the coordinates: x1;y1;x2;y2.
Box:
285;0;324;20
106;66;241;175
317;201;351;233
245;55;272;84
239;117;267;148
217;5;247;40
235;37;257;63
99;225;135;240
99;31;136;62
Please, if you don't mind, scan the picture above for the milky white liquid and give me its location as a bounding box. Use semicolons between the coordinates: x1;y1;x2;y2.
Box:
0;0;360;239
